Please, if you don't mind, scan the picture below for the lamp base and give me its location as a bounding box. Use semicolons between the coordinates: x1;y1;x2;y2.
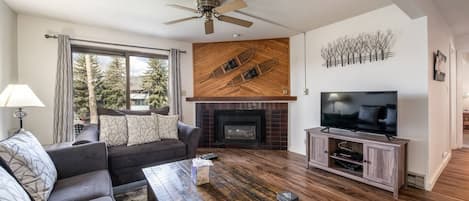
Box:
13;107;26;129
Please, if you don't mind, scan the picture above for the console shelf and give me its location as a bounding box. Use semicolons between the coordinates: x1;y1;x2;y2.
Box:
305;127;409;200
330;155;363;166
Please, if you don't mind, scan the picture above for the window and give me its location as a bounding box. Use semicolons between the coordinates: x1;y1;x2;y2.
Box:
72;46;169;133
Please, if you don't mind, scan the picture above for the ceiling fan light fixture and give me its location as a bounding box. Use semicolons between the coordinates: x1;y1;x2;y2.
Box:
165;0;253;35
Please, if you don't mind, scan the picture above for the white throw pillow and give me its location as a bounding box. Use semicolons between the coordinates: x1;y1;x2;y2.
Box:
155;114;179;140
0;167;31;201
0;131;57;201
99;115;128;146
126;115;160;146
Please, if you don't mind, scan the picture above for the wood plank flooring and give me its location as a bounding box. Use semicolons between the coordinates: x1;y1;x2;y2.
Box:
198;148;469;201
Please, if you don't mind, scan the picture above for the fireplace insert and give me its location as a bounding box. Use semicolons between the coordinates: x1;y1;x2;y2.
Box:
214;110;265;147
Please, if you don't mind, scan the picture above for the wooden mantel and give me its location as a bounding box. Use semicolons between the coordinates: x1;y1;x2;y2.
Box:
185;96;297;102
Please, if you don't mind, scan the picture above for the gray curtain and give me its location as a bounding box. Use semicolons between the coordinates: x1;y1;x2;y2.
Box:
169;49;183;120
53;35;74;143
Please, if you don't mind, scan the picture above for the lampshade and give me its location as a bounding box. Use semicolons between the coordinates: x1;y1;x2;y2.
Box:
328;93;341;102
464;92;469;98
0;84;45;108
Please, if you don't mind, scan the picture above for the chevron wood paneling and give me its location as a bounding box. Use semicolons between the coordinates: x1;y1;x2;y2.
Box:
193;38;290;97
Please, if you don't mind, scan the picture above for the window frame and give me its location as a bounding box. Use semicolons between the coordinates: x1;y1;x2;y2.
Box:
71;45;169;110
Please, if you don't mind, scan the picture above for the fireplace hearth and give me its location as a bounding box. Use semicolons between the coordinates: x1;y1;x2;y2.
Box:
214;110;265;147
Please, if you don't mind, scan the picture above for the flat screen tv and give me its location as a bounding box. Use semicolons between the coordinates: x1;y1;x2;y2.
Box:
320;91;397;136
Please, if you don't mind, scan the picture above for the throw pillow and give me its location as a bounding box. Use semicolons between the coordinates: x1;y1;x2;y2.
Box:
0;131;57;201
126;115;160;146
0;166;32;201
0;166;31;201
155;114;179;139
99;115;128;146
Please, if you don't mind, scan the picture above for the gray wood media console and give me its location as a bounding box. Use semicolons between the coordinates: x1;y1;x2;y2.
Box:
305;128;409;199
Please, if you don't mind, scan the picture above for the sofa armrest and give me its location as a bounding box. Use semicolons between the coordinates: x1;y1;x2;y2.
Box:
46;142;108;179
177;121;201;158
73;124;99;145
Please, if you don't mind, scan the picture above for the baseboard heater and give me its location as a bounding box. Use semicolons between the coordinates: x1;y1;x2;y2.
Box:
407;172;425;190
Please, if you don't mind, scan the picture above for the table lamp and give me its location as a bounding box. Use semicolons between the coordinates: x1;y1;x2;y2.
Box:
0;84;45;129
328;93;341;113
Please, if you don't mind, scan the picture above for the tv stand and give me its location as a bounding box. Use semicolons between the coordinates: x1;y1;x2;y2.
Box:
306;127;408;199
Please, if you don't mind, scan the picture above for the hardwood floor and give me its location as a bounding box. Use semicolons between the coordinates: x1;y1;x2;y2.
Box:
433;149;469;200
198;148;469;201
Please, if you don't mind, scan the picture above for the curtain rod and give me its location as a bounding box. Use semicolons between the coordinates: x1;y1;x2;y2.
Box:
44;34;186;54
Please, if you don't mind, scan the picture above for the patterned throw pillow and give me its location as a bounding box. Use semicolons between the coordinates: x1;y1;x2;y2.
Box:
0;131;57;201
126;115;160;146
0;166;31;201
155;114;179;139
99;115;128;146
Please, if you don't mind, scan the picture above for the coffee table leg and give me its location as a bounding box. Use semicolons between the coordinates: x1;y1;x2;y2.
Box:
147;185;157;201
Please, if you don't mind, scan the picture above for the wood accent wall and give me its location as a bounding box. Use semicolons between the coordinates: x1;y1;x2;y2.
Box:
193;38;290;97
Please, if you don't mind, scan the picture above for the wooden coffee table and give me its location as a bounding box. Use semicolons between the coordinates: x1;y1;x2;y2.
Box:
142;156;287;201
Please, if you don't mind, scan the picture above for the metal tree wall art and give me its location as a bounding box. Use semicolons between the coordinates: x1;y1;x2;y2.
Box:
321;30;395;68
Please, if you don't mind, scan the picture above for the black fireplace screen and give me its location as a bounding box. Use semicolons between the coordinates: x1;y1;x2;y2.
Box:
224;125;257;140
214;110;265;146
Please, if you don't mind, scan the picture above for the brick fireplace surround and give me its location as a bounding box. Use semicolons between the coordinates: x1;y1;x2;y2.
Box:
195;103;288;150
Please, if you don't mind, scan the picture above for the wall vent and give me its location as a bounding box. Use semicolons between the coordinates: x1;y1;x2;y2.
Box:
407;172;425;189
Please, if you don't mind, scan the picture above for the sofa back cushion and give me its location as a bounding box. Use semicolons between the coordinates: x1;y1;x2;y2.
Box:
97;106;170;116
126;115;160;146
120;106;170;116
99;115;128;146
0;131;57;201
0;166;32;201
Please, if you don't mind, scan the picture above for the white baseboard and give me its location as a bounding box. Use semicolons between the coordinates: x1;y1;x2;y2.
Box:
425;152;452;191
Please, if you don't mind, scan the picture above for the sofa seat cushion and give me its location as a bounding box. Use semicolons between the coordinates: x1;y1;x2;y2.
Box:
48;170;112;201
108;140;187;170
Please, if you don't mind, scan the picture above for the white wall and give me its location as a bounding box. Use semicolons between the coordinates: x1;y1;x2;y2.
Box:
0;0;18;139
457;52;468;148
415;0;455;190
461;54;469;109
289;5;429;177
17;15;194;145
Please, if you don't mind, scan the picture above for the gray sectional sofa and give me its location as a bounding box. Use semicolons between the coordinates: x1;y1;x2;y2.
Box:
77;121;201;186
75;107;202;186
0;142;114;201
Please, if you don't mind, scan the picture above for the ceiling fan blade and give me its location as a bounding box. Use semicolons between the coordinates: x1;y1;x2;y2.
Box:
234;10;299;32
214;0;247;14
218;15;253;27
205;19;214;34
164;16;200;25
167;4;199;13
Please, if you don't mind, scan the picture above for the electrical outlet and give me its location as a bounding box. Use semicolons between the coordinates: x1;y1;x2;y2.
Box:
303;88;309;95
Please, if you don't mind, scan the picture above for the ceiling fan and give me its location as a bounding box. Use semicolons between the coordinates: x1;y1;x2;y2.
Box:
165;0;253;34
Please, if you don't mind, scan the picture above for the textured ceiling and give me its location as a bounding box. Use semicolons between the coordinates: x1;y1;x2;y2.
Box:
4;0;392;42
433;0;469;37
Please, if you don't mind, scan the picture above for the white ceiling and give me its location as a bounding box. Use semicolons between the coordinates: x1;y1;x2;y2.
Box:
4;0;392;42
433;0;469;37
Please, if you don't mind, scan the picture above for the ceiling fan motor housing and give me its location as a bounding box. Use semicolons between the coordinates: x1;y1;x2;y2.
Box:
197;0;221;12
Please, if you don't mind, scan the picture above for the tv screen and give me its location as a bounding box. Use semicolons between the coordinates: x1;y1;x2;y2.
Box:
320;91;397;136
